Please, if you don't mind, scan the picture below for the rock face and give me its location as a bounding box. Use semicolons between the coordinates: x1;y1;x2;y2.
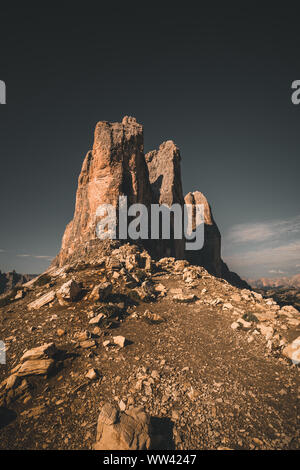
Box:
94;403;152;450
184;191;249;288
54;116;152;267
184;191;222;276
53;116;247;288
145;141;185;259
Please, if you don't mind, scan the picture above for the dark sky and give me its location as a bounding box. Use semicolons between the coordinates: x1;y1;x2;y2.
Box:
0;3;300;278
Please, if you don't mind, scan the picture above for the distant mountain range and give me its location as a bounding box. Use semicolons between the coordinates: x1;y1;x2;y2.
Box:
0;270;37;295
248;274;300;289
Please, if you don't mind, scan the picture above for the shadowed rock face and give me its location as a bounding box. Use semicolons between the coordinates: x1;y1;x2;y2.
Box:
55;116;152;267
184;191;222;276
184;191;249;288
0;271;34;295
145;141;185;259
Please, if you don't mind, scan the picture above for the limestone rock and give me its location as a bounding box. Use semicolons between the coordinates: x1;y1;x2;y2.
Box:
145;140;185;259
113;336;127;348
49;116;249;291
54;117;152;267
86;368;99;380
15;290;25;300
27;291;56;311
282;337;300;364
56;279;81;303
75;330;92;342
80;339;96;349
173;293;197;303
236;318;252;330
17;359;55;377
89;282;112;301
5;374;20;390
94;403;151;450
184;191;249;289
184;191;222;276
280;305;299;317
20;343;57;363
89;313;106;325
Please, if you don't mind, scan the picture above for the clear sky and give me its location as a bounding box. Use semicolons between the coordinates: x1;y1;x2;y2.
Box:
0;4;300;278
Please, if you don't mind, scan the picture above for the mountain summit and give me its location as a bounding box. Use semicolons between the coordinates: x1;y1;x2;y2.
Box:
53;117;246;288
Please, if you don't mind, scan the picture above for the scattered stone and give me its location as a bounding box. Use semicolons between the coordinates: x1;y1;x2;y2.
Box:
231;322;240;330
75;331;91;342
89;313;106;325
231;294;241;302
80;340;96;349
85;368;99;380
15;290;25;300
223;303;234;310
89;282;112;301
143;310;165;324
280;305;299;317
113;336;127;348
57;279;81;304
173;294;197;303
236;318;252;330
257;324;274;340
119;400;126;411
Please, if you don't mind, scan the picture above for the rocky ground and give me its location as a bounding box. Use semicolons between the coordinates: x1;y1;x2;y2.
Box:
255;287;300;313
0;244;299;450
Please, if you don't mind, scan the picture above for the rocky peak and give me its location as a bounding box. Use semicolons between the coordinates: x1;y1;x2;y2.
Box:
55;117;152;267
184;191;222;276
53;117;248;288
0;271;35;295
145;140;185;259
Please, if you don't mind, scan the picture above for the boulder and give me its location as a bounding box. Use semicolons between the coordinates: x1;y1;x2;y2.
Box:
94;403;151;450
86;369;99;380
27;291;56;310
56;279;81;303
17;359;55;377
280;305;299;317
282;336;300;364
89;282;112;301
20;343;57;363
113;336;127;348
173;293;197;303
